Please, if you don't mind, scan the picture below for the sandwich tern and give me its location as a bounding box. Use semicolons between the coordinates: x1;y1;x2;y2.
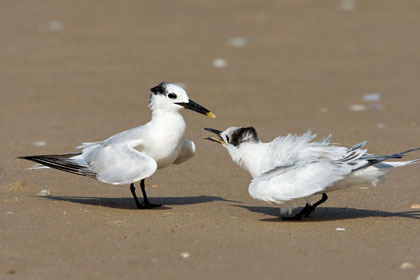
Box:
20;82;215;209
205;127;419;219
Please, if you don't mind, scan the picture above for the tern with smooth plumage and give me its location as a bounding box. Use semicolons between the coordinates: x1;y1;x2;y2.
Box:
20;82;215;209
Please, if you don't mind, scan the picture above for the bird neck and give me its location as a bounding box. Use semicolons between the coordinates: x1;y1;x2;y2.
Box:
150;109;186;131
151;105;180;117
231;142;267;178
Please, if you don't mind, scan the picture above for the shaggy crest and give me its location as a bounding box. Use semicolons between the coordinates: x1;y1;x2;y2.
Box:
229;127;259;147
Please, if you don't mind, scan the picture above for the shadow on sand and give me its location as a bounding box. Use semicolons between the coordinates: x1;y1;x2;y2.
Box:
42;195;240;210
234;205;420;222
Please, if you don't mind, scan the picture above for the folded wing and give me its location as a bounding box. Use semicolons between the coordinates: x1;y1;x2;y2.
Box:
249;161;352;204
81;141;157;185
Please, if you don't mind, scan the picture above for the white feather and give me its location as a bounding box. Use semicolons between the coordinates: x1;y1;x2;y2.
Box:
173;140;196;164
215;127;420;210
25;83;206;187
249;161;351;203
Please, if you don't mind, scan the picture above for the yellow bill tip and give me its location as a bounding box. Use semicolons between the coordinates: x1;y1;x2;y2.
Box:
206;112;216;118
205;137;225;144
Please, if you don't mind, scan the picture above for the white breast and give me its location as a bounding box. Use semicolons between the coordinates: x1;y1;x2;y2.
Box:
140;113;187;169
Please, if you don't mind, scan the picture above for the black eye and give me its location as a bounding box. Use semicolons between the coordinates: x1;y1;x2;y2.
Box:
168;93;177;99
226;135;230;142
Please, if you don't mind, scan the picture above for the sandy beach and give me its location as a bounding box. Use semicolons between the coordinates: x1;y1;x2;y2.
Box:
1;1;420;279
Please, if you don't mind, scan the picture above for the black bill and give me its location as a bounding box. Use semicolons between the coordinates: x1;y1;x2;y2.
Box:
176;99;216;118
204;127;225;144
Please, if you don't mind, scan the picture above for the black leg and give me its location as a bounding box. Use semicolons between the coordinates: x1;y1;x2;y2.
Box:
281;204;312;220
130;181;161;209
306;193;328;217
130;183;142;208
139;179;161;209
282;193;328;220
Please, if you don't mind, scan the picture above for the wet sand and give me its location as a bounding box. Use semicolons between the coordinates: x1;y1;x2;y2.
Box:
1;1;420;279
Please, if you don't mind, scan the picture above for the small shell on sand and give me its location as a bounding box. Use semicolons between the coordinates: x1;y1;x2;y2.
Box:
400;262;414;269
38;189;51;197
227;37;248;47
348;104;366;111
33;141;47;146
180;252;190;258
363;92;381;102
212;58;228;68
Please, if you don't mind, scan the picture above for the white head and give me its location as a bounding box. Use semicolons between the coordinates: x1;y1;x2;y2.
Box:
149;82;215;118
205;126;260;164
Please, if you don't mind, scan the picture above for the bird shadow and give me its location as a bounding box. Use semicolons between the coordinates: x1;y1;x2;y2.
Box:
41;195;241;210
234;205;420;222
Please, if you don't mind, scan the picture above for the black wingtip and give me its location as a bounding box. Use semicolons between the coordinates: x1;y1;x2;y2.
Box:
18;155;46;161
18;153;96;178
352;146;420;171
18;155;31;160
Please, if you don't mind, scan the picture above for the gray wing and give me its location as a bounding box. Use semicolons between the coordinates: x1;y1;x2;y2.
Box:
81;140;157;185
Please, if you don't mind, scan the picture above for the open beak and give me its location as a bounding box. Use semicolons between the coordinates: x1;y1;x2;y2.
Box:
176;99;216;118
204;128;225;144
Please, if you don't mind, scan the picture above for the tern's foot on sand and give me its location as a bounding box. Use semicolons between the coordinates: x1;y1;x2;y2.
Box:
303;206;316;217
280;204;312;220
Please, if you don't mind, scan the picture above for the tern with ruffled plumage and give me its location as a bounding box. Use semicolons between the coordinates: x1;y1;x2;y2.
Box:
205;127;419;219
